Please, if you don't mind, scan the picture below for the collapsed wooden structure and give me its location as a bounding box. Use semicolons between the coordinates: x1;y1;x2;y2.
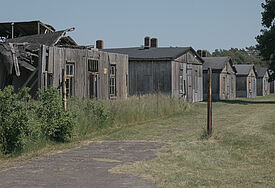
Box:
202;57;236;100
0;21;128;99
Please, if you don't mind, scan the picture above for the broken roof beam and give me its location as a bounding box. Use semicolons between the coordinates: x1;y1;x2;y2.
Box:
0;21;55;39
53;27;75;46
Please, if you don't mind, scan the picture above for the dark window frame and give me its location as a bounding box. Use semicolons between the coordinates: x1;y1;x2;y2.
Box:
109;64;117;99
65;62;75;97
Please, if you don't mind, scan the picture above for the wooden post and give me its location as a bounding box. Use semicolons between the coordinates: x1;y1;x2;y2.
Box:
63;69;67;111
207;68;212;136
11;22;14;39
37;22;40;35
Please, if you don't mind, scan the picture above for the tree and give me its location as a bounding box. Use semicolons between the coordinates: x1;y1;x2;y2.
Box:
211;47;267;68
256;0;275;73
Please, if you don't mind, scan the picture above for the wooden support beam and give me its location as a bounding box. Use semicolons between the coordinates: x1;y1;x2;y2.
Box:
11;22;14;39
19;67;38;90
37;22;40;35
29;78;38;90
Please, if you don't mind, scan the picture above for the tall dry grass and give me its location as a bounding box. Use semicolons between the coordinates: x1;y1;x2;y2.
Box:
69;94;189;137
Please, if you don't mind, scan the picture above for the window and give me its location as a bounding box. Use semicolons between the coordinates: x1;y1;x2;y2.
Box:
66;63;75;97
87;59;99;99
109;65;116;98
88;59;98;72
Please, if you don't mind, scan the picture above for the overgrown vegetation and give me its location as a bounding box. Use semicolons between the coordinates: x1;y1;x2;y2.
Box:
0;86;30;154
0;87;76;154
0;87;188;155
38;88;75;142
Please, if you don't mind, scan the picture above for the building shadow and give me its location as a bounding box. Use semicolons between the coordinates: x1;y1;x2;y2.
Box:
217;99;275;105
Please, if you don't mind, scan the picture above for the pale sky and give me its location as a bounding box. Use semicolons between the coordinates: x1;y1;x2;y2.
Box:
0;0;265;52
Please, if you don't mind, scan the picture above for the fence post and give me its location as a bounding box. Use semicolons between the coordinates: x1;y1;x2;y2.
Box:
207;68;212;136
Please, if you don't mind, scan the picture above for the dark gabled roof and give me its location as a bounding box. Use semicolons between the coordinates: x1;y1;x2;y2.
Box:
102;47;203;62
256;67;269;78
202;57;232;71
234;64;256;76
0;20;55;38
5;30;76;51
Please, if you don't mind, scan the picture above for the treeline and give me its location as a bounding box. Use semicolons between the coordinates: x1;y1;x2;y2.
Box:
0;87;187;155
205;46;269;68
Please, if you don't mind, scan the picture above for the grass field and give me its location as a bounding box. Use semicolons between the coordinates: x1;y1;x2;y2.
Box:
0;94;274;187
106;95;275;187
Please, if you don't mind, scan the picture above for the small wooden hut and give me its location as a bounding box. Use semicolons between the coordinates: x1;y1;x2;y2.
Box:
256;67;270;96
202;57;236;100
234;64;257;98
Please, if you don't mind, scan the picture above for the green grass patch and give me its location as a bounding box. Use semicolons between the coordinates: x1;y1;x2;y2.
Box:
109;95;275;187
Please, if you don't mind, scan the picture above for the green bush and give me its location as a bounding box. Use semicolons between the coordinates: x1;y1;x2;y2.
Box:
38;88;76;142
0;86;30;154
85;100;112;127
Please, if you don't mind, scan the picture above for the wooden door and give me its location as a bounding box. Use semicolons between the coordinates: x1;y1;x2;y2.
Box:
88;73;98;99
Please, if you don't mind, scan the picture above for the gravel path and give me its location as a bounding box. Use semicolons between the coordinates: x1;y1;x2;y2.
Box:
0;141;162;188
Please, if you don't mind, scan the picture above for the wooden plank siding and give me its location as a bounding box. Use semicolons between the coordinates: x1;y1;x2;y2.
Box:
202;57;236;101
39;45;128;100
270;80;275;94
236;70;257;98
128;51;203;103
256;71;270;96
129;60;171;95
219;62;236;100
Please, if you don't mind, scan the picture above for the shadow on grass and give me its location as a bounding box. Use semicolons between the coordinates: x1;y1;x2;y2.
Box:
217;99;275;105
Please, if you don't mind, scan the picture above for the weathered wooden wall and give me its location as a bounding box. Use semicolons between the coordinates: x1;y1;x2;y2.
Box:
175;52;203;102
128;51;203;103
219;62;236;100
128;60;171;95
270;80;275;93
256;72;270;96
236;69;257;98
247;76;257;98
39;45;128;100
96;51;128;99
203;61;236;101
203;71;220;101
236;76;247;97
171;61;187;99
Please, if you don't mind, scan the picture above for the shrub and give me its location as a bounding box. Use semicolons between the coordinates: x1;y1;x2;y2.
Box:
0;86;30;154
38;88;76;142
85;100;112;127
